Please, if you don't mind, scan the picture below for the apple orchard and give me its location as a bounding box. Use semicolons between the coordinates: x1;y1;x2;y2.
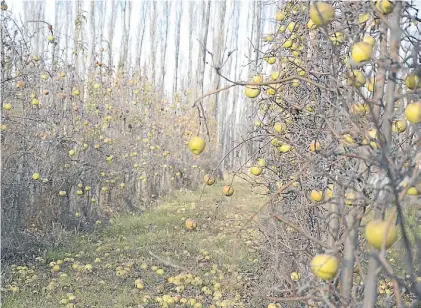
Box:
2;0;421;307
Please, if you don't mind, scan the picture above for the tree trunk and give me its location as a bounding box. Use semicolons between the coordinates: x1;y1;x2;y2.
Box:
73;0;82;75
198;1;211;99
160;2;170;90
135;2;148;71
212;1;226;118
108;1;118;75
173;0;183;96
118;1;131;74
364;5;402;306
89;1;96;70
187;2;196;87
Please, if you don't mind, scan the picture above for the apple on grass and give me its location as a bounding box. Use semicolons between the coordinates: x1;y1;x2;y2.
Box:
185;219;197;231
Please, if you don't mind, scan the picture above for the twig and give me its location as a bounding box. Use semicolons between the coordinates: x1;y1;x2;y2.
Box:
235;160;313;237
273;214;331;249
148;251;191;272
192;84;236;107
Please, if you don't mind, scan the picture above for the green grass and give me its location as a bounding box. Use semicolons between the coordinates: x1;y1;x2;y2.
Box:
1;180;267;308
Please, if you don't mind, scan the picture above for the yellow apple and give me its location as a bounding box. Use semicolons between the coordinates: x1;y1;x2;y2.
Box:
376;0;393;14
407;187;418;196
348;70;366;88
287;22;296;32
367;129;378;140
329;32;344;45
344;192;356;205
351;42;373;63
365;219;397;249
363;35;375;47
307;19;317;29
278;144;291;153
350;103;367;116
405;102;421;124
290;272;301;281
185;219;197;231
310;190;323;202
282;39;292;49
309;140;321;152
264;57;276;64
245;86;261;98
273;122;286;133
68;149;76;156
311;254;339;280
265;88;275;97
252;75;263;84
3;103;12;110
326;184;334;199
359;13;370;26
222;185;234;197
204;174;215;185
32;173;40;180
405;73;420;90
188;136;206;155
275;10;286;21
59;191;67;197
263;34;274;42
250;166;262;176
341;134;355;145
366;77;375;92
309;2;335;26
257;158;266;167
392;120;407;133
271;72;280;80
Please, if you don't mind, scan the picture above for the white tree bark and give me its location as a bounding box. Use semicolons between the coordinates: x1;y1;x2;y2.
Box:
135;2;148;70
107;1;118;75
160;2;170;90
187;2;196;87
73;0;82;75
118;1;132;73
173;0;183;97
88;1;96;70
149;1;157;83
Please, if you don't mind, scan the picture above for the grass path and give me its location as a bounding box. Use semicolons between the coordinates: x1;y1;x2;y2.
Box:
2;181;268;308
